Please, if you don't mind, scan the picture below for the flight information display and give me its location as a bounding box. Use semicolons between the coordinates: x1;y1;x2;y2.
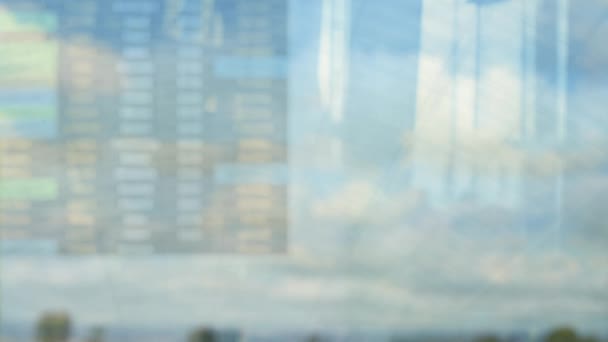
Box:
0;0;288;254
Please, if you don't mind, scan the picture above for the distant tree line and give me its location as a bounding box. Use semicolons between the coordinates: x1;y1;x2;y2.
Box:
470;326;603;342
35;312;103;342
34;312;606;342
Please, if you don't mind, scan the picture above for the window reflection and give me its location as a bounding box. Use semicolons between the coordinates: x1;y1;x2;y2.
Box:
1;0;608;341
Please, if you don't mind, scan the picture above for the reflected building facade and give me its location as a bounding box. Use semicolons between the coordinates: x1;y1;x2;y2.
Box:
318;0;422;169
522;0;570;247
412;0;573;246
561;0;608;249
413;0;529;210
0;0;62;252
0;0;288;254
318;0;350;165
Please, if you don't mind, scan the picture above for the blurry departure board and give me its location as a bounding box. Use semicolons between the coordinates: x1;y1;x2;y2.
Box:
0;0;288;254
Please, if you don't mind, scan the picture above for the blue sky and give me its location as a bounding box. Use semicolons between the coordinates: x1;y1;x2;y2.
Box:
1;0;608;336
